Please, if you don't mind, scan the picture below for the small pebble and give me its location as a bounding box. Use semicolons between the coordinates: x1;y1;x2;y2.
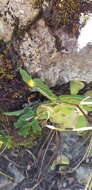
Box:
62;181;67;188
86;158;90;163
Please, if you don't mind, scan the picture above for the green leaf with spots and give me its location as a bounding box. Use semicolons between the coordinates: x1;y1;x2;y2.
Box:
50;104;77;130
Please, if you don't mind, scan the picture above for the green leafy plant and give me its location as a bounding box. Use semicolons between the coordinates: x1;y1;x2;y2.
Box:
0;132;12;148
3;68;92;140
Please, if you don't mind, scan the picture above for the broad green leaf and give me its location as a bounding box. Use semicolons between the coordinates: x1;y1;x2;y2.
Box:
20;68;57;101
59;95;86;104
50;104;77;130
76;115;88;129
31;119;41;132
70;80;85;95
4;109;25;116
3;106;36;117
19;68;32;83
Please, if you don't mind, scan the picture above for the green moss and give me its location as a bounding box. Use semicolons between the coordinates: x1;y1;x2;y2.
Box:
34;0;44;8
0;67;6;74
0;42;16;80
55;0;80;24
35;0;88;30
45;0;81;27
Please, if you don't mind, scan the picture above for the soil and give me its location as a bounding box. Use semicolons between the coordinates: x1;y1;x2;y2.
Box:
0;130;91;190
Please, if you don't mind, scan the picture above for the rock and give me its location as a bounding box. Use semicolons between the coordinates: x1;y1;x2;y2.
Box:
0;0;92;87
23;33;92;86
7;163;25;184
20;19;59;86
0;18;13;41
61;132;87;162
0;164;25;190
0;0;40;41
76;165;92;184
19;17;92;87
0;0;40;26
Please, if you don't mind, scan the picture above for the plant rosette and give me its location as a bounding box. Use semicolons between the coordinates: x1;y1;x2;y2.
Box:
3;69;92;140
